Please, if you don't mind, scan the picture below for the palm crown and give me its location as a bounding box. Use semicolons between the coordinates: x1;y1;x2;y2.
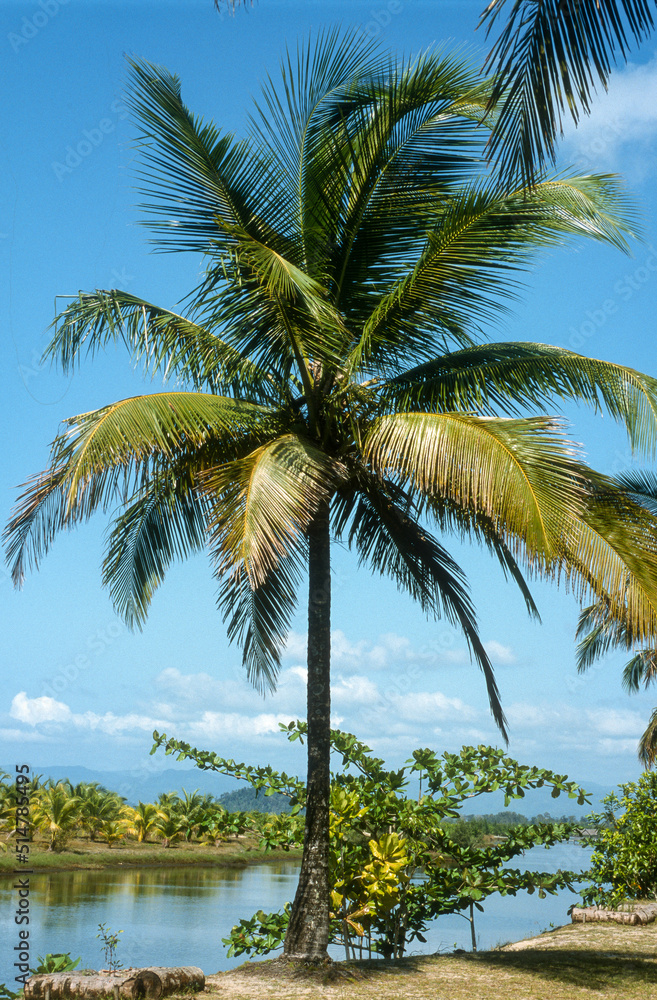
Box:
6;32;657;958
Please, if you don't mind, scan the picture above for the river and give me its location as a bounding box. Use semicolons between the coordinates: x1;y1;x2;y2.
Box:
0;842;592;986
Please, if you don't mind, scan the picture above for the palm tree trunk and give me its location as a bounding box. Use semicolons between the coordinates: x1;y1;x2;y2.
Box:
283;504;331;960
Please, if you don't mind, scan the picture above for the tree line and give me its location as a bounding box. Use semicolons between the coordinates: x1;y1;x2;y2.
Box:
0;771;301;853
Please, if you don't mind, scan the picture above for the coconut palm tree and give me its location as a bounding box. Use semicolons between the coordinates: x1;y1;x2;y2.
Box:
120;802;167;844
31;784;81;852
6;34;657;958
65;782;125;841
479;1;657;185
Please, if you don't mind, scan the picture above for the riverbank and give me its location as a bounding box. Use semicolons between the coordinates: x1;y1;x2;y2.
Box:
0;836;301;873
205;922;657;999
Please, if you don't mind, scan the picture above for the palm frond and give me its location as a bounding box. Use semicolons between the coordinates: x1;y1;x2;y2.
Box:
102;478;210;629
638;705;657;768
46;290;284;402
4;393;272;587
479;0;656;185
202;434;345;587
562;483;657;643
614;469;657;513
364;411;590;565
421;492;541;621
575;600;633;671
384;342;657;457
623;649;657;692
127;57;272;253
218;557;300;694
349;175;637;376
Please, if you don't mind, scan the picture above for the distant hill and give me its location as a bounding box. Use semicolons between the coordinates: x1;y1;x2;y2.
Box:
4;765;612;817
219;787;295;814
10;764;239;806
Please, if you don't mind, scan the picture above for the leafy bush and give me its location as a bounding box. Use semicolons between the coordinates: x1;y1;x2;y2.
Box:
581;771;657;907
153;721;589;959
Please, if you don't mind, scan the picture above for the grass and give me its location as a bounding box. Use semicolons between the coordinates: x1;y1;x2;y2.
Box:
0;836;302;873
204;923;657;999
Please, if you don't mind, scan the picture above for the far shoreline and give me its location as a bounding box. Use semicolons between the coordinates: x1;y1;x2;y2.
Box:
0;838;302;875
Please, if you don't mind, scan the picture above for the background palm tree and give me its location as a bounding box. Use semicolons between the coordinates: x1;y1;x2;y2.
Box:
6;34;657;958
32;784;81;852
120;802;167;844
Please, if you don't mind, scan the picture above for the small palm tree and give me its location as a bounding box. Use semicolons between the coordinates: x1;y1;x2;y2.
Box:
32;785;81;852
155;813;186;848
6;34;657;958
120;802;167;844
98;820;125;849
66;782;124;841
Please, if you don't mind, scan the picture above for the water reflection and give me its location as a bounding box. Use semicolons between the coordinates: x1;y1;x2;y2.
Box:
0;845;591;984
0;863;299;983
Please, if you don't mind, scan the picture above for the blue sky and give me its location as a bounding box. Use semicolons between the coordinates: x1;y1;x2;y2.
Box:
2;0;657;794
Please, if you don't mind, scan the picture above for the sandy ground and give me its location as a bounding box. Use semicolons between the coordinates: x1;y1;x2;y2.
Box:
204;923;657;1000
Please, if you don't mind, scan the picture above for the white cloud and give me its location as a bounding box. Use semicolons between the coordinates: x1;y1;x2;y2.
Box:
186;711;290;742
9;692;169;737
332;674;380;705
11;692;71;725
484;640;516;665
561;54;657;174
585;707;645;738
387;690;477;724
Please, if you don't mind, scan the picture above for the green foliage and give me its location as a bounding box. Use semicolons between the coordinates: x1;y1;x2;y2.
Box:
31;954;81;975
581;771;657;907
225;906;291;958
0;986;22;1000
155;723;588;959
97;923;123;972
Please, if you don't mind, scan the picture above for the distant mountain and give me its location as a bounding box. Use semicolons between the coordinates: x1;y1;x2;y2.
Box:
4;765;612;817
11;765;239;806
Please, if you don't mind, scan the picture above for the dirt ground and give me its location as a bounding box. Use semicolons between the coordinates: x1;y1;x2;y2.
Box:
204;922;657;1000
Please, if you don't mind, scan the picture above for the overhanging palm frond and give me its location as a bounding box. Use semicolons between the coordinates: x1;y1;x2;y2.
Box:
384;343;657;456
479;0;656;185
333;477;507;736
614;469;657;513
638;706;657;767
575;600;632;672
